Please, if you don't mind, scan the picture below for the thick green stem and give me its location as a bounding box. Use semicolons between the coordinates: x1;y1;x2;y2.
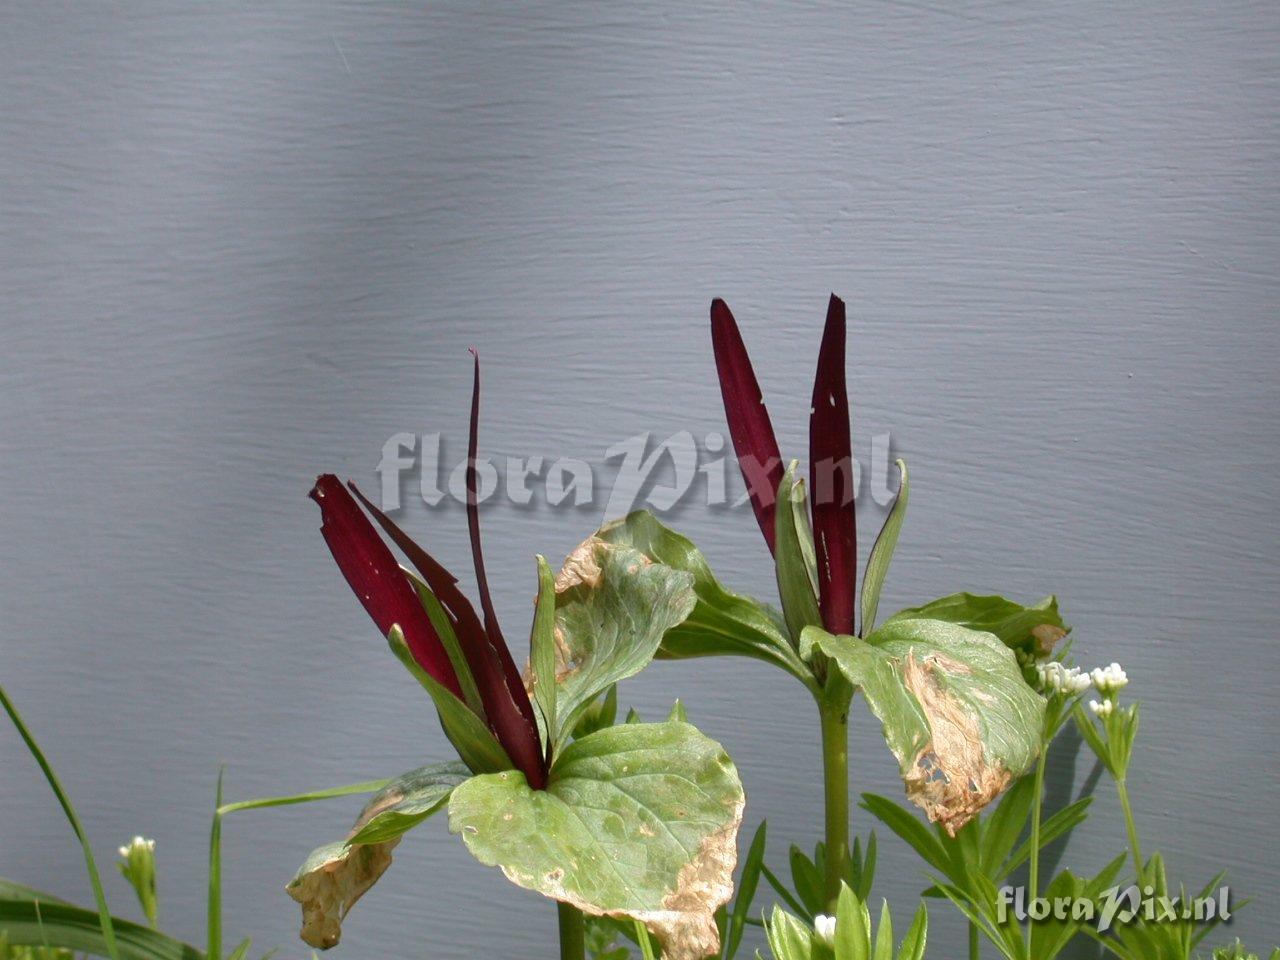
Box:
558;901;585;960
968;919;980;960
819;691;851;908
1116;779;1144;879
1028;748;1048;903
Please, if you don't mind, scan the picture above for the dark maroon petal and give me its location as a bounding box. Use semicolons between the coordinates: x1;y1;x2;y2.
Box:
809;294;857;636
711;299;786;554
310;474;462;699
464;351;547;787
348;480;547;789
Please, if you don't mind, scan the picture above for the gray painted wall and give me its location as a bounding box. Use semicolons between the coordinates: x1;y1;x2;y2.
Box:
2;2;1276;955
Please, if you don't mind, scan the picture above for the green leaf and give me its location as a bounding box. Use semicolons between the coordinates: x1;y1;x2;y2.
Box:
897;903;928;960
810;619;1044;835
885;593;1067;660
529;555;560;746
724;821;768;960
345;762;471;845
833;883;870;960
773;463;823;643
387;625;512;774
977;775;1035;878
860;460;908;637
1002;796;1092;875
763;907;814;960
574;685;620;739
0;897;202;960
449;720;744;960
858;795;951;878
286;762;467;949
594;511;813;686
551;538;697;742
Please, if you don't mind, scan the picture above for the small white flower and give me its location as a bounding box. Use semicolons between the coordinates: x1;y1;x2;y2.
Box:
1036;662;1089;696
1088;699;1114;718
119;836;156;858
1090;662;1129;694
814;914;837;944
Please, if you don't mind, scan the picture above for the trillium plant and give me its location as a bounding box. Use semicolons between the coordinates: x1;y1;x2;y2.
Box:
295;355;744;960
0;297;1270;960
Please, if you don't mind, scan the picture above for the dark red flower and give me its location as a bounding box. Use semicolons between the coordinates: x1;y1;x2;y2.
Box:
310;355;547;789
710;294;858;635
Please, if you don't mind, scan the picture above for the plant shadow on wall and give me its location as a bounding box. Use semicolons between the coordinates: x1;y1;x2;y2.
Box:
1;298;1274;960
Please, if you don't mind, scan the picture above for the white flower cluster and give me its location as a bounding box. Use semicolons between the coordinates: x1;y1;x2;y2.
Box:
1035;661;1091;696
1088;699;1115;718
118;835;156;858
814;914;837;945
1090;662;1129;694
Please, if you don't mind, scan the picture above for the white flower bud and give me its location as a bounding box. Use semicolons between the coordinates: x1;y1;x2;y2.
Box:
1090;662;1129;694
814;914;837;944
1088;699;1114;718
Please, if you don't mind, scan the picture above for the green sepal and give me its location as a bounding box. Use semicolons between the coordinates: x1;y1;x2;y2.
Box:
859;459;908;636
774;462;823;644
387;625;512;775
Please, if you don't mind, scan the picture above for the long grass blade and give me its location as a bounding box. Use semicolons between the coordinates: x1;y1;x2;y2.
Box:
0;684;120;960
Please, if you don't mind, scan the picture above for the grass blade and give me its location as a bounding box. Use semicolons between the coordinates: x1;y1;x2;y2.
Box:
0;683;120;960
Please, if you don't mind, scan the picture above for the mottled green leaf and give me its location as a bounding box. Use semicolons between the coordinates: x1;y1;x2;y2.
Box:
286;761;468;949
885;593;1067;661
449;721;744;960
807;619;1044;835
551;538;697;741
594;511;812;685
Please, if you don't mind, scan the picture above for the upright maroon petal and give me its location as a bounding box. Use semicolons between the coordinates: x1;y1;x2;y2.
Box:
711;299;786;554
464;352;547;787
347;481;547;789
809;295;858;636
310;474;462;698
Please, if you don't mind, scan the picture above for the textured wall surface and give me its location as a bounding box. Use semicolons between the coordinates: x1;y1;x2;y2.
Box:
2;2;1277;956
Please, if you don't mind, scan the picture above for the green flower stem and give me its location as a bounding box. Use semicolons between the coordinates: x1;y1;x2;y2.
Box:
968;919;980;960
1116;778;1144;878
557;902;585;960
1028;747;1049;903
819;687;852;908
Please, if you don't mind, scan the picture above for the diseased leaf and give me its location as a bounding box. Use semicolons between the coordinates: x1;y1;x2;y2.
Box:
885;593;1068;661
287;762;468;949
551;537;696;740
807;619;1044;835
594;511;812;685
449;721;744;960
